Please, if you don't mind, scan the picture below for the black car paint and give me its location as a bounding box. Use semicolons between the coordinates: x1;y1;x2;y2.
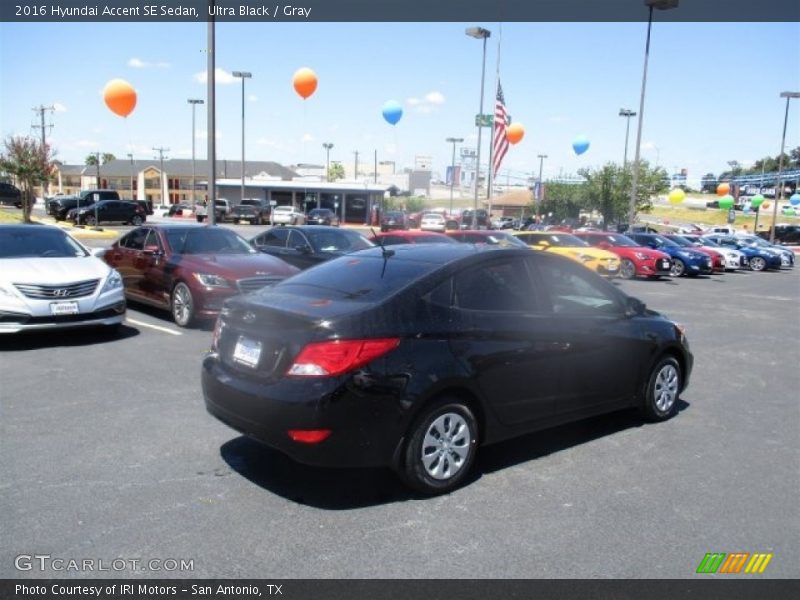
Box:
203;245;692;472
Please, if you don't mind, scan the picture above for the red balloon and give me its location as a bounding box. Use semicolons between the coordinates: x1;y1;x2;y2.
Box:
103;79;137;117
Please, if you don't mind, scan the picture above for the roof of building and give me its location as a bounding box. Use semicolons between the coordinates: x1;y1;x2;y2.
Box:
65;159;299;179
485;188;534;207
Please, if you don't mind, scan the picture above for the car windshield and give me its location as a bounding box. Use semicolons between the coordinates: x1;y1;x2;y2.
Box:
0;228;89;258
695;237;720;247
165;228;256;255
537;234;589;247
308;209;330;217
651;235;679;248
307;229;374;253
667;235;693;247
422;214;444;221
483;233;528;247
592;234;638;247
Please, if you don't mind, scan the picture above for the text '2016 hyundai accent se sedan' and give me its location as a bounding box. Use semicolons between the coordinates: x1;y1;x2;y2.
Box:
202;244;693;494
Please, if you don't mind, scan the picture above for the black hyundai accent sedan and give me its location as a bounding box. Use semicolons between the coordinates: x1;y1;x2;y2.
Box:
202;244;692;494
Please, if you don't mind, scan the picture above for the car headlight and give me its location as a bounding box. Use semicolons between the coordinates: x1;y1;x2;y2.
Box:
101;269;123;293
194;272;231;288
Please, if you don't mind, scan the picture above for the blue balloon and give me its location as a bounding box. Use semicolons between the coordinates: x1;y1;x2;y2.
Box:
572;135;590;155
382;100;403;126
790;193;800;206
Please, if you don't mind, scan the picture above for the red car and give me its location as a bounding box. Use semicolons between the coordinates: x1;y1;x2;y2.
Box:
664;234;725;273
369;230;458;246
446;229;529;247
103;224;299;327
573;231;672;280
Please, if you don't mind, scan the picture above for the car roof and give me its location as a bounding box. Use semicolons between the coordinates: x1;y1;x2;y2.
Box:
374;230;448;238
0;223;57;233
356;241;525;264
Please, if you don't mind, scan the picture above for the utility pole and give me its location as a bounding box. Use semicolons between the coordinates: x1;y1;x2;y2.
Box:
353;150;359;181
323;142;334;182
126;153;135;200
374;149;378;183
153;146;170;205
91;151;101;189
32;105;55;199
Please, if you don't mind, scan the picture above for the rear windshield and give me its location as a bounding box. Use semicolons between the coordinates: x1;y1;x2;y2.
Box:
274;254;437;303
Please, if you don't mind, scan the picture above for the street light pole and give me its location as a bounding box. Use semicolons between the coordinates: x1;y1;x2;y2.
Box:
188;99;204;209
770;91;800;243
466;26;491;229
323;143;333;182
628;0;678;227
537;154;547;221
446;137;464;216
619;108;637;167
126;153;134;201
232;71;252;205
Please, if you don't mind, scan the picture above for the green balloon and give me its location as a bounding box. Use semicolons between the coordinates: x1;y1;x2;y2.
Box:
718;194;734;210
750;194;764;209
783;207;795;215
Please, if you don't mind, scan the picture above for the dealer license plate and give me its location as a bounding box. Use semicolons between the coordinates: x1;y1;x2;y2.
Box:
232;336;262;368
50;301;79;316
660;259;671;269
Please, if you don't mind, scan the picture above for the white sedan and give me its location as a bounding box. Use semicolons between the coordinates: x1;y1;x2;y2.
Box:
271;205;306;225
420;213;446;232
0;225;126;334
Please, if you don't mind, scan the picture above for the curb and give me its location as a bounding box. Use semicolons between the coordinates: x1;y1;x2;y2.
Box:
34;217;120;240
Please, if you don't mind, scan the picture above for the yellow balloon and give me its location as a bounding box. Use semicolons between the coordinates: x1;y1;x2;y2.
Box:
668;189;686;205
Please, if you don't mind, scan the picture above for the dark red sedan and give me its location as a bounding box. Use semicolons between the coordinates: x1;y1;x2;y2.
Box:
103;224;299;327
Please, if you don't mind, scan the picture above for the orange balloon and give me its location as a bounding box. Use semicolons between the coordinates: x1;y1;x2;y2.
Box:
716;182;730;197
103;79;137;118
506;123;525;145
292;67;318;99
761;201;770;210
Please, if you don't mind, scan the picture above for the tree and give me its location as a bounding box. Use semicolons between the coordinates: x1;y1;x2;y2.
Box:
328;162;345;181
0;136;54;223
101;153;116;164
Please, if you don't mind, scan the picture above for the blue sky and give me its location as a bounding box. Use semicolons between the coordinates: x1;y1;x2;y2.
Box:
1;20;799;187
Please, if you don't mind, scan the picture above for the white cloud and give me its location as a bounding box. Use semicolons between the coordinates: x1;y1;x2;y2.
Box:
407;97;421;106
53;103;67;113
302;133;314;142
247;94;258;102
424;91;445;105
194;68;237;85
128;58;170;69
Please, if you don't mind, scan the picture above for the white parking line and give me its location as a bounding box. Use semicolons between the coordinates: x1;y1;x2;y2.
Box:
126;318;182;336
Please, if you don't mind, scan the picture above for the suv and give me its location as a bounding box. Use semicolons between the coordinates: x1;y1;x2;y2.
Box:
48;189;121;221
231;198;270;225
68;200;146;226
460;209;491;229
0;182;23;208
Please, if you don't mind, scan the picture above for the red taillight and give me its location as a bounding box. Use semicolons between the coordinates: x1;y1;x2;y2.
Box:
287;338;400;377
287;429;332;444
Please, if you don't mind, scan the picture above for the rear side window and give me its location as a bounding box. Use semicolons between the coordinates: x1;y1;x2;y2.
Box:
454;258;533;312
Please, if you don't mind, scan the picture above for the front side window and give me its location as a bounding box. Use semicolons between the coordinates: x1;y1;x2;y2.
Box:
535;260;620;315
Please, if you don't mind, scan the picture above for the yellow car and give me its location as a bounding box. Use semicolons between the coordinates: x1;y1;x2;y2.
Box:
513;231;621;277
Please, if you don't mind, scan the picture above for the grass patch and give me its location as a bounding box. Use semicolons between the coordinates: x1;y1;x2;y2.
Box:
0;208;24;224
646;205;798;232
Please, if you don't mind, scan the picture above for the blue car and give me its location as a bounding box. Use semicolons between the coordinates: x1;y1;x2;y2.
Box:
628;233;713;277
735;235;794;269
702;235;783;272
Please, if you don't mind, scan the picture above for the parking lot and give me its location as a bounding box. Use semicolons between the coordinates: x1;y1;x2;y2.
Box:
1;224;798;579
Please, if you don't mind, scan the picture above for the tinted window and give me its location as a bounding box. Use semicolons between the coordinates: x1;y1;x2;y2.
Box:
166;228;256;255
276;255;439;303
254;228;290;247
307;229;373;253
381;235;409;245
120;228;147;250
454;258;533;312
286;230;308;248
143;229;163;251
0;228;88;258
535;260;620;315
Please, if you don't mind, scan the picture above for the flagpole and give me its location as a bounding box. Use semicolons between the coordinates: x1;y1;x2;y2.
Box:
487;24;502;205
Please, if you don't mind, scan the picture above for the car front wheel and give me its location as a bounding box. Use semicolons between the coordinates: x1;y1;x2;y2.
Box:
620;258;637;280
642;356;681;422
749;256;766;271
670;258;685;277
171;282;195;328
399;398;478;495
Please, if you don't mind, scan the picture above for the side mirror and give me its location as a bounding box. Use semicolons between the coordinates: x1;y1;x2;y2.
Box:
143;245;162;256
625;296;646;318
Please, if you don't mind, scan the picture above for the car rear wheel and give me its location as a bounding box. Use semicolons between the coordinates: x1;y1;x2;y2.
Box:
399;398;478;495
171;282;195;328
131;215;143;226
620;258;637;280
85;215;96;226
642;356;681;422
749;256;766;271
670;258;685;277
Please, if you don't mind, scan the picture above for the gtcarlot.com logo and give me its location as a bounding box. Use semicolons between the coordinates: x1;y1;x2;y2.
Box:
14;554;194;573
696;552;773;574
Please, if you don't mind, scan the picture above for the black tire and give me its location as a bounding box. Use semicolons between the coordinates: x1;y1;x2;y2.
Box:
131;215;143;226
399;397;478;495
85;215;96;226
196;215;205;223
670;258;685;277
642;356;681;422
620;258;637;280
171;282;195;328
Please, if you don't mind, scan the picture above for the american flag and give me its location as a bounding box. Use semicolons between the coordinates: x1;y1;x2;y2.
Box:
492;81;509;177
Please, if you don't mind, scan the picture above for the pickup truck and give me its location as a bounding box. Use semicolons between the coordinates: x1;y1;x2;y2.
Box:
230;198;270;225
757;224;800;245
195;198;232;223
48;189;120;221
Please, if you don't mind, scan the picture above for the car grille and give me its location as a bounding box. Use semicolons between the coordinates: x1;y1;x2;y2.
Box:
13;279;100;300
236;276;284;294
